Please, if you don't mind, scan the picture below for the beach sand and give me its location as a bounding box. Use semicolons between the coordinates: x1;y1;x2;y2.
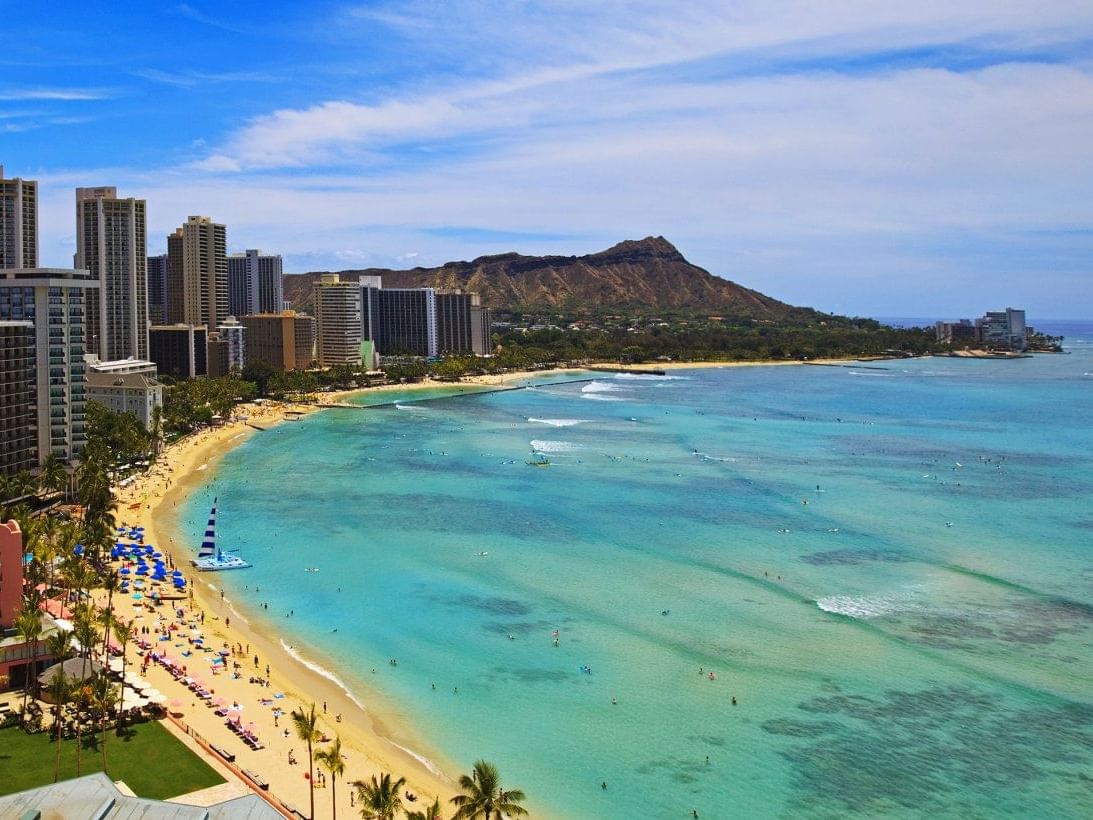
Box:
109;399;457;818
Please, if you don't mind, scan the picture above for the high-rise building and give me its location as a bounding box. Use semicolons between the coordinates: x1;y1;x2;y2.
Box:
367;285;437;357
0;165;37;269
147;253;168;324
359;276;489;358
0;268;98;465
240;311;314;371
0;320;35;477
165;216;227;331
227;249;283;317
149;324;207;380
470;301;492;356
75;187;149;361
976;308;1027;351
217;315;246;372
313;274;362;367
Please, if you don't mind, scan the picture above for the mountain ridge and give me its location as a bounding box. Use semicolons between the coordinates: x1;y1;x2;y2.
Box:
282;236;816;321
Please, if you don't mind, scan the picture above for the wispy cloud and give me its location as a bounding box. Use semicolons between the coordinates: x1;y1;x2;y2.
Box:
0;87;111;101
134;68;279;87
173;3;239;32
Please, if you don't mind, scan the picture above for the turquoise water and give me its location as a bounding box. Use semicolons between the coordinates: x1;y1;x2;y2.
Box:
183;334;1093;818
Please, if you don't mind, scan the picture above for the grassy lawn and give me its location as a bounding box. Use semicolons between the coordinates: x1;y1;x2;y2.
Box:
0;720;225;799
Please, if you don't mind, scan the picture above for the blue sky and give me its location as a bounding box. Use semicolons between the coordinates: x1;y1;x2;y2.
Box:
2;1;1092;318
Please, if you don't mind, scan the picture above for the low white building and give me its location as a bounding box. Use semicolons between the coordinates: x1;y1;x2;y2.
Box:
84;366;163;429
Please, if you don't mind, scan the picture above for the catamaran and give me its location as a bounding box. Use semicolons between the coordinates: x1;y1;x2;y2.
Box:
191;498;251;571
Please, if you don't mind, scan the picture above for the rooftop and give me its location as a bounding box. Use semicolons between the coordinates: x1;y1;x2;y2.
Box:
0;773;282;820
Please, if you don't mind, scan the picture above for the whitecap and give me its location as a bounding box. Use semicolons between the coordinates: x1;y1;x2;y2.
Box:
280;638;367;711
581;394;627;402
395;402;429;411
530;439;580;453
581;380;626;393
816;595;902;618
816;590;921;619
527;417;589;427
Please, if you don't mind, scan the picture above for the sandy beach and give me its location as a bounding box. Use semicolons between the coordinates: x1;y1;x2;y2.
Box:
109;398;458;818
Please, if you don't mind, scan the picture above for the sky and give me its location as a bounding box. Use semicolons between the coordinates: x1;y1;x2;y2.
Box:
2;1;1092;319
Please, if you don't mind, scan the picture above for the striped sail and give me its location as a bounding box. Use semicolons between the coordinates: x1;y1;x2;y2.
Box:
198;498;217;558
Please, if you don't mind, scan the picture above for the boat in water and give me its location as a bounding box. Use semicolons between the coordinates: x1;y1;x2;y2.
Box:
526;454;551;467
191;498;251;571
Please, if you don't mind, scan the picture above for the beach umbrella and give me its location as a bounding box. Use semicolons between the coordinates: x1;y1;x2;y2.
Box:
143;688;163;700
118;567;131;575
107;658;125;673
132;593;143;600
172;569;184;576
73;544;84;556
146;692;167;705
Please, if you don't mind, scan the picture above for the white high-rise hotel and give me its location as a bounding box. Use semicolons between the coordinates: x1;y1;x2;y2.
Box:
75;186;149;361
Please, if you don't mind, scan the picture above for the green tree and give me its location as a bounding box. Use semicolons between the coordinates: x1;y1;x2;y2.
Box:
112;621;134;733
90;671;118;773
352;772;406;820
38;452;68;498
44;630;74;782
450;760;527;820
241;360;277;397
315;735;346;820
15;607;43;714
291;702;321;819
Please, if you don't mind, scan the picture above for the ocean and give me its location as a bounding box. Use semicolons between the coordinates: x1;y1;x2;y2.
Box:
182;324;1093;818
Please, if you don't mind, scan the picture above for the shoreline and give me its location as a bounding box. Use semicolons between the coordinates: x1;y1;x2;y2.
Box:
115;401;460;817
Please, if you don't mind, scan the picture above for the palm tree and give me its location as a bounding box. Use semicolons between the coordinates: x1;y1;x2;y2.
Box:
47;671;74;783
39;452;68;499
315;735;346;820
450;760;528;820
15;607;43;714
44;629;74;783
112;621;133;732
290;702;321;819
352;772;406;820
90;671;118;773
407;797;444;820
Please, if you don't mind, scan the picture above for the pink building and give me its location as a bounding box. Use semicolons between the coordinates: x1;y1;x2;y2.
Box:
0;519;22;629
1;519;53;690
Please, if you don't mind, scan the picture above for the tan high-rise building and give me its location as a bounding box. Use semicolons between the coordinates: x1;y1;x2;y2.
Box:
75;186;149;361
240;311;315;372
313;274;362;367
0;165;37;269
165;216;227;331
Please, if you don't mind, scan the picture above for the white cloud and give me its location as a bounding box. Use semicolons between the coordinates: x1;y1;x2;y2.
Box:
31;1;1093;316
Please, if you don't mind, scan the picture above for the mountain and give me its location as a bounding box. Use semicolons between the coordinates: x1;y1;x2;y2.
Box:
282;236;815;321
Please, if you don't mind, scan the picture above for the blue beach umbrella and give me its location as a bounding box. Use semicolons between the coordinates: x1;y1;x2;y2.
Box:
118;567;131;575
171;569;183;577
132;593;143;600
73;544;84;556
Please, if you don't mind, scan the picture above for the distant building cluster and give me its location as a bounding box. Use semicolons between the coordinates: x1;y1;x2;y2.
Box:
935;308;1028;351
0;163;493;477
314;273;491;368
